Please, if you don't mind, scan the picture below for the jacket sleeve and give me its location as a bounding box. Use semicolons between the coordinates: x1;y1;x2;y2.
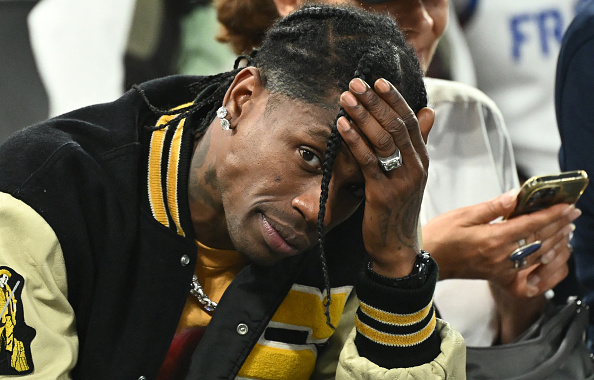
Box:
314;258;467;379
336;319;466;379
0;192;77;379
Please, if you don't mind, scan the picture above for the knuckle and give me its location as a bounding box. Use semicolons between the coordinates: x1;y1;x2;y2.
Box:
401;112;417;129
385;116;406;134
356;109;372;126
398;140;413;152
375;132;393;151
360;151;377;167
365;93;383;110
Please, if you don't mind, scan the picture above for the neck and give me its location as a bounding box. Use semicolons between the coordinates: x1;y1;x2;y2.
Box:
187;124;234;250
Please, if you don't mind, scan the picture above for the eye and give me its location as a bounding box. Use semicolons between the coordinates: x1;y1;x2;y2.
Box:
299;147;322;169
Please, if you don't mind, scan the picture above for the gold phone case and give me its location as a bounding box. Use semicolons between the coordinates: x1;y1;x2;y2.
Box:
506;170;589;219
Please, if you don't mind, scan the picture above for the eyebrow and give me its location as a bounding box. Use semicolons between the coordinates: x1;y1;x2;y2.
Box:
307;123;333;142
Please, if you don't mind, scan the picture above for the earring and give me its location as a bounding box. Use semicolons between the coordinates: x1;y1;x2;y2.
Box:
216;106;231;131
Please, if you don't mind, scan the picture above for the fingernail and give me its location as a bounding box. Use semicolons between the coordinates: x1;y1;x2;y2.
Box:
375;78;391;93
342;92;358;107
350;78;369;94
563;204;575;216
528;274;541;287
540;250;554;264
570;207;582;220
337;117;351;132
526;286;539;298
501;189;520;208
564;223;576;236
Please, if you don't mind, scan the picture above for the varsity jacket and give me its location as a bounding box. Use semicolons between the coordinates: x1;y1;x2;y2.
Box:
0;75;466;379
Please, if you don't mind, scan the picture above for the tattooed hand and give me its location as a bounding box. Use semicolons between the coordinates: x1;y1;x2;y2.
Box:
337;78;433;278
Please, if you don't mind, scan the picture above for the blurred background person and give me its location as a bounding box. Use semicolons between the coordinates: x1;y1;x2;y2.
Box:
0;0;48;141
28;0;136;117
449;0;585;181
556;0;594;353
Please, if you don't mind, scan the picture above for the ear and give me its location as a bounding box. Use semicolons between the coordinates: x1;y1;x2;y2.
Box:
222;67;265;127
272;0;304;17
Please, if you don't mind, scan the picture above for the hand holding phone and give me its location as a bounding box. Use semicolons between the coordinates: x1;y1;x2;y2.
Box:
505;170;589;220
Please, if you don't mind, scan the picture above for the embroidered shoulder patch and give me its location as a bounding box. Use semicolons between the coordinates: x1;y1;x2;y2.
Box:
0;267;35;375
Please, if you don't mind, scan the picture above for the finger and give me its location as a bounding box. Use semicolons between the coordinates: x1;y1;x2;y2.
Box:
535;224;573;264
531;208;580;243
455;189;519;226
336;115;383;178
373;78;425;150
524;246;570;297
416;107;434;144
496;203;580;246
341;80;402;160
540;234;571;265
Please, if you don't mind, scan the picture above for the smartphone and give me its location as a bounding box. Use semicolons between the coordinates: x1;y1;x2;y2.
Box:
505;170;589;219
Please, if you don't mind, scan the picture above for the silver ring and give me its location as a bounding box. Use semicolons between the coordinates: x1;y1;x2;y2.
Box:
377;148;402;172
513;258;528;269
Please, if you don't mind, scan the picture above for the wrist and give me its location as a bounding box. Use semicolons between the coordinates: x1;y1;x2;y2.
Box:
367;250;432;289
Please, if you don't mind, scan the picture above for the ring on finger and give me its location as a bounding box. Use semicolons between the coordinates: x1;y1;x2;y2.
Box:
509;240;542;270
377;148;402;172
513;258;528;269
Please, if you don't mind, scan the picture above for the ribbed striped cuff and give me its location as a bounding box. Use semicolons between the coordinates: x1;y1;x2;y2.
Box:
354;258;441;368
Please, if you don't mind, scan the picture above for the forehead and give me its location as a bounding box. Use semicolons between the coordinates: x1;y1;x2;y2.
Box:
263;93;338;133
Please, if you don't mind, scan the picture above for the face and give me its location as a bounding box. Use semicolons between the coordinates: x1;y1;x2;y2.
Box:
300;0;449;72
0;274;7;287
214;94;365;266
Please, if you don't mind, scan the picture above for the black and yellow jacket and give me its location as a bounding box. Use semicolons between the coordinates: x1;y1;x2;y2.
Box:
0;75;465;379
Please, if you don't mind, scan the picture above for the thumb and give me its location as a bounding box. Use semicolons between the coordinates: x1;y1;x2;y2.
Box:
417;107;434;144
466;189;520;225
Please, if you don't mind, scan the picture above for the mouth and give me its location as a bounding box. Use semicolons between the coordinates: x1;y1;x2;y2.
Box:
260;214;307;256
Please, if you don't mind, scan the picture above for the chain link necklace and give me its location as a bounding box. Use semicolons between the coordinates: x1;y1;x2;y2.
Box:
190;275;217;312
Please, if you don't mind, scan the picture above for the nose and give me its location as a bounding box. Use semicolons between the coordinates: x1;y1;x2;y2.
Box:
292;183;322;227
398;1;434;34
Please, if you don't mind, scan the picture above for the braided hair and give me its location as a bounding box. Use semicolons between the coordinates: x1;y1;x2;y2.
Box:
136;4;426;328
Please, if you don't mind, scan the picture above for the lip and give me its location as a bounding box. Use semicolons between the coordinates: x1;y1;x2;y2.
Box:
260;214;304;256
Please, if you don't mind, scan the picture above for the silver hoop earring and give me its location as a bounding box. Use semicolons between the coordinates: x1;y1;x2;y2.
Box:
216;106;231;131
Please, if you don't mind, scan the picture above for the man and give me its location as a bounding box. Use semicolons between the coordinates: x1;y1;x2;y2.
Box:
0;5;465;379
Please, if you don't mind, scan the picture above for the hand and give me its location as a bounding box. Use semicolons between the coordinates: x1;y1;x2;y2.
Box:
422;190;580;297
337;77;433;278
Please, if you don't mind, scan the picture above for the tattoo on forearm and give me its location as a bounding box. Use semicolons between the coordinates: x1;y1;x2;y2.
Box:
378;213;390;246
395;189;422;249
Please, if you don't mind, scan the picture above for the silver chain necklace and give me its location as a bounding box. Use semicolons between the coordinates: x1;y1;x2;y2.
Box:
190;275;217;312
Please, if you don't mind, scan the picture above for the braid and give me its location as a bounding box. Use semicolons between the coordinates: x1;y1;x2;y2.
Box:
134;69;242;133
316;50;376;328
